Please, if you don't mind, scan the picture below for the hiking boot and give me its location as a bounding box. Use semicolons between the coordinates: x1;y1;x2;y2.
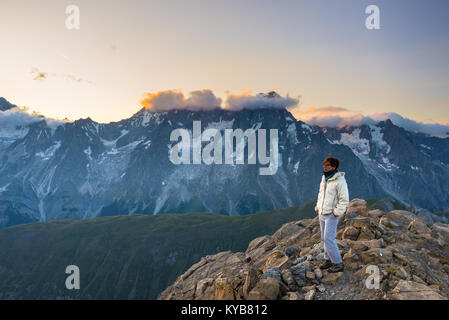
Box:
328;263;344;273
319;260;333;270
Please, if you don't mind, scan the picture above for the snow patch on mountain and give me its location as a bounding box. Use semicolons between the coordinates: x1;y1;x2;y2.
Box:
369;125;391;154
287;123;299;144
35;141;61;160
332;128;370;157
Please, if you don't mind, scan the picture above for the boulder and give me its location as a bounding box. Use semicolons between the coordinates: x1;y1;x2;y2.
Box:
407;220;430;235
369;198;395;212
361;248;392;265
391;280;447;300
348;217;373;229
263;251;289;272
321;271;343;285
346;199;367;216
195;278;215;299
247;278;280;300
316;284;326;293
357;225;376;241
281;270;296;289
272;222;302;243
285;246;298;257
342;226;359;241
304;288;315;300
281;291;304;300
432;223;449;243
246;236;271;253
343;248;360;270
368;209;384;218
262;239;276;252
314;268;323;281
214;277;237;300
262;266;282;282
243;267;260;299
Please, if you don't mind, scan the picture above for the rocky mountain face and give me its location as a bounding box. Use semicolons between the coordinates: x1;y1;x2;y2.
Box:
322;120;449;212
0;97;16;111
0;102;385;228
158;199;449;300
1;96;449;228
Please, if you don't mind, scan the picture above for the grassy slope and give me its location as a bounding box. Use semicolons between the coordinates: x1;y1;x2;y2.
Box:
0;198;317;300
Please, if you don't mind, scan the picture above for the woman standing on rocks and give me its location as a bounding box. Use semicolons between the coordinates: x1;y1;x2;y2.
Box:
314;157;349;273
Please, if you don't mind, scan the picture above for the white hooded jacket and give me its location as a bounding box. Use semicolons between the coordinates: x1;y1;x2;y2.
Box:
314;171;349;216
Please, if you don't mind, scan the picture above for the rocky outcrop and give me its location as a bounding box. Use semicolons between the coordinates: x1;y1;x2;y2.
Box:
158;199;449;300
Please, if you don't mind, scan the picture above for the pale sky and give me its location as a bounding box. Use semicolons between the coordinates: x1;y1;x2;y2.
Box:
1;0;448;124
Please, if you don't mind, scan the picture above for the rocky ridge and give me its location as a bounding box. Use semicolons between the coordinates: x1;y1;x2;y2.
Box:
158;199;449;300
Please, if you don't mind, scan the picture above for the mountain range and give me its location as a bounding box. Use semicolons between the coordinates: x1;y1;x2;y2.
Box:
1;95;448;228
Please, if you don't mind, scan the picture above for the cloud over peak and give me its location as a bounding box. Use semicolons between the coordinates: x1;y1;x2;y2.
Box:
139;89;299;112
139;89;222;112
225;90;299;111
292;105;449;138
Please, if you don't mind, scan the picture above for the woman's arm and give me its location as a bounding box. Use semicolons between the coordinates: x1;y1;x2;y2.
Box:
333;179;349;216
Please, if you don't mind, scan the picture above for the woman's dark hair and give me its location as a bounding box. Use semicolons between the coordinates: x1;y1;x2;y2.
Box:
324;157;340;169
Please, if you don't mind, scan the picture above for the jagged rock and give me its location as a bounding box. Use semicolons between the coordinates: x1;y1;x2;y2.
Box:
290;263;309;283
281;270;296;290
357;225;376;241
348;217;373;229
158;200;449;300
314;268;323;280
292;257;306;265
306;271;316;280
195;278;215;299
407;220;430;234
281;291;304;300
321;271;343;285
361;248;393;265
432;223;449;243
343;248;361;270
346;199;368;216
243;267;260;299
316;284;326;293
304;288;315;300
342;226;359;241
285;246;298;257
273;222;302;243
295;219;313;228
247;236;271;253
380;216;402;229
369;198;395;212
368;209;385;218
414;208;449;226
214;276;238;300
395;267;410;280
391;280;447;300
264;251;289;272
262;239;276;252
262;266;282;282
247;278;280;300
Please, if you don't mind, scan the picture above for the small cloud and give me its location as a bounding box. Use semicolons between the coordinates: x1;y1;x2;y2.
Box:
293;105;449;137
31;67;48;81
30;67;94;85
139;89;222;112
225;90;299;111
369;112;449;138
0;104;68;132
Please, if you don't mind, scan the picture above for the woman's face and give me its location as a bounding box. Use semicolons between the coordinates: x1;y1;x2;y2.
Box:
323;162;336;172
